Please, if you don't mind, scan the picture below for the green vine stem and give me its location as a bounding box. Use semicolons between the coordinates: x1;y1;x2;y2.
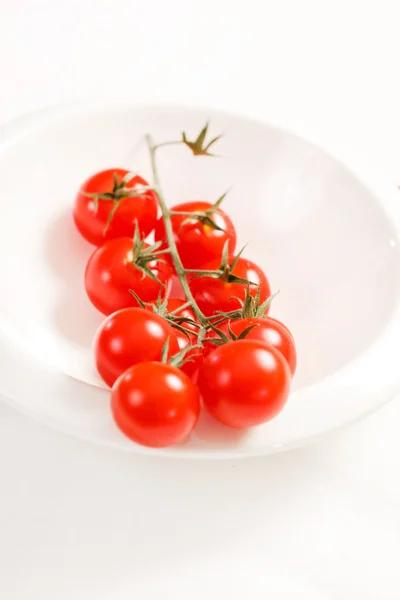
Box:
145;134;208;326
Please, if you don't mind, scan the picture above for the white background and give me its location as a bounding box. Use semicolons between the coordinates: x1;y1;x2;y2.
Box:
1;1;400;598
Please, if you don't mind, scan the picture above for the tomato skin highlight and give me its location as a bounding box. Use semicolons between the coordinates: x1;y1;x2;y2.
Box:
154;201;236;269
206;317;297;375
94;308;180;387
189;256;271;317
111;362;201;447
73;169;158;246
197;339;291;429
85;237;172;316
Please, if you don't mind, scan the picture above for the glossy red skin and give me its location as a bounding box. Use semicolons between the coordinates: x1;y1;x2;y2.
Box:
111;361;201;447
189;256;271;317
85;237;172;315
154;201;236;269
73;169;158;246
94;308;180;387
207;317;297;375
197;339;291;429
169;275;185;300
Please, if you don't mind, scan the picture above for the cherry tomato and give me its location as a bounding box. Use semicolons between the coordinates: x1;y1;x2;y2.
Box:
85;237;172;315
189;256;271;316
94;308;180;387
154;201;236;269
206;317;297;374
197;339;291;429
111;361;201;447
73;169;158;246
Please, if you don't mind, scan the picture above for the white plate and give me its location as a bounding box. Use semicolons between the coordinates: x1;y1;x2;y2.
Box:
1;102;400;458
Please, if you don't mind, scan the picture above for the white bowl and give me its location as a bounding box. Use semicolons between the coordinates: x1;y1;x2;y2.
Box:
0;102;399;458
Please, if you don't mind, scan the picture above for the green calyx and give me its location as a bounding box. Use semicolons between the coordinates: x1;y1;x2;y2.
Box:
184;242;257;287
128;290;201;340
209;287;278;325
160;337;203;369
83;171;154;231
128;225;169;285
182;122;222;157
238;286;278;319
204;320;258;349
175;190;229;233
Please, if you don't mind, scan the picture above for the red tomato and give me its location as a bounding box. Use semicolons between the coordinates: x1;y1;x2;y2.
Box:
111;362;201;447
73;169;158;246
189;256;271;317
154;201;236;269
197;339;291;428
85;237;172;315
94;308;180;387
169;275;185;300
206;317;297;375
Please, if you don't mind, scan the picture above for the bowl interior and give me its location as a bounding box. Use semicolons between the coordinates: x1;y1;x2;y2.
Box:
1;104;400;456
0;108;400;389
0;105;399;392
0;108;400;388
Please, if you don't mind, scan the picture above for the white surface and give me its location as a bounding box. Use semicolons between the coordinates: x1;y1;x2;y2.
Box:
3;104;400;458
1;0;400;597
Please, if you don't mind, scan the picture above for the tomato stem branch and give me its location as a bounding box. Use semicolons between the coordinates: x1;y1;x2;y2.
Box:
145;134;208;326
167;300;193;316
184;268;223;276
153;140;183;150
169;210;205;217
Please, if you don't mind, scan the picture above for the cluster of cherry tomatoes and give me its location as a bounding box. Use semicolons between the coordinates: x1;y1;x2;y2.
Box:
73;152;296;449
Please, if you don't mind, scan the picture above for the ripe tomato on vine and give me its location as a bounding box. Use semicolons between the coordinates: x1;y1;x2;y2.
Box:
73;122;296;448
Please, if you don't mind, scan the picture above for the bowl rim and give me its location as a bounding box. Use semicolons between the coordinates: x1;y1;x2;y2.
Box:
1;100;400;458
